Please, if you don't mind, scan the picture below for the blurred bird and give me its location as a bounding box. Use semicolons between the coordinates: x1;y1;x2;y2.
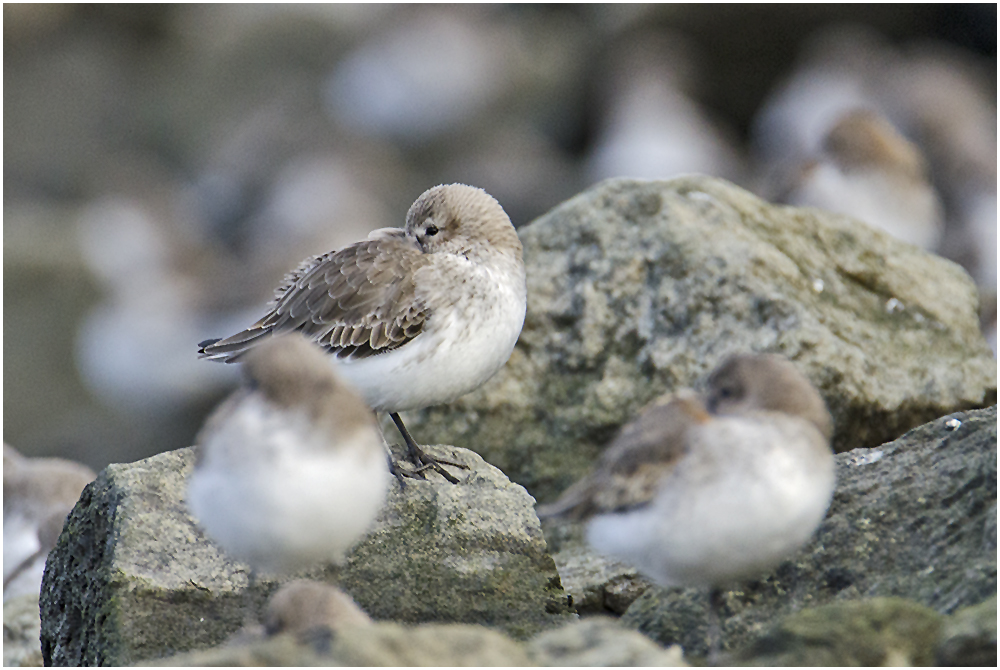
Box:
263;579;372;643
586;31;744;184
3;445;96;601
538;353;835;661
186;335;390;576
199;184;526;483
782;109;943;250
751;24;893;193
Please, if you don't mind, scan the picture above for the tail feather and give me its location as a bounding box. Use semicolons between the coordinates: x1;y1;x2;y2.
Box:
535;476;595;521
198;328;272;362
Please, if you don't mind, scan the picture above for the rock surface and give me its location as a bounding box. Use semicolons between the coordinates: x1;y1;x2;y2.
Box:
934;595;998;667
527;617;686;666
541;516;651;616
150;622;535;667
620;405;997;659
39;445;569;666
3;593;43;667
734;597;944;666
407;176;996;501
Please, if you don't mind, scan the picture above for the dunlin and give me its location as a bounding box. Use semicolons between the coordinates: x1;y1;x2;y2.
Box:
784;109;943;250
199;184;526;482
263;579;372;641
539;353;835;661
186;335;390;576
3;445;96;600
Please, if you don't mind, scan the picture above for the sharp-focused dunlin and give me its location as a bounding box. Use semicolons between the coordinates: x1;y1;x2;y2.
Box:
187;335;390;576
538;353;835;661
784;109;943;250
3;445;96;600
199;183;526;483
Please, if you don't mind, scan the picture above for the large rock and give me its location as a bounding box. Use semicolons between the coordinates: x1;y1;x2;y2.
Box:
619;405;997;659
406;176;996;501
150;622;535;667
39;445;569;666
734;597;945;666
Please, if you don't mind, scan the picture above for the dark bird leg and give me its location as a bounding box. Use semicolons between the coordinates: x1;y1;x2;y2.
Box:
389;412;467;485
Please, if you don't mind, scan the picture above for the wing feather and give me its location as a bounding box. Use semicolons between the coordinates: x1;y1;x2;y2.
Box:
199;230;431;362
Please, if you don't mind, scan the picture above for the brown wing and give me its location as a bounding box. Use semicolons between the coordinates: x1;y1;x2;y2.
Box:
537;392;710;521
199;231;430;362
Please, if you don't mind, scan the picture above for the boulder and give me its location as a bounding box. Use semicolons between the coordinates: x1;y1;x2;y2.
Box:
619;405;997;659
39;445;569;666
405;176;996;501
527;617;686;666
734;597;944;666
934;595;998;667
149;622;534;667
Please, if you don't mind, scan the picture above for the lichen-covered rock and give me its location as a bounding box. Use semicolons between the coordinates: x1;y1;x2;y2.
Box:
620;406;997;658
934;595;998;666
39;445;569;666
406;176;996;501
149;622;534;667
733;597;944;666
528;617;686;666
3;593;43;667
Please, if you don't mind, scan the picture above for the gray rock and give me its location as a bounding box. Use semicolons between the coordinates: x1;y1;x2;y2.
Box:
620;405;997;659
528;617;686;666
150;622;533;667
542;516;651;616
935;595;997;666
404;176;996;502
3;593;43;667
733;597;944;666
39;445;569;666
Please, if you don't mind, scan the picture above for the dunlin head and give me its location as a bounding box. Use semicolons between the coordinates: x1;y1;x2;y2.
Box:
186;335;389;575
199;184;526;482
786;109;943;250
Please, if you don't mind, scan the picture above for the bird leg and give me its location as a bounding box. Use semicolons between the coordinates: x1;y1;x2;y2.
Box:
389;412;467;485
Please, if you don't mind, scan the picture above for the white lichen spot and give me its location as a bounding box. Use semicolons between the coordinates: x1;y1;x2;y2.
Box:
687;190;713;203
849;450;884;466
812;278;825;293
885;297;904;313
945;418;962;430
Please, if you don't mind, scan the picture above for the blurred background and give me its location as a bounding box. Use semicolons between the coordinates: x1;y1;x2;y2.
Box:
4;4;996;473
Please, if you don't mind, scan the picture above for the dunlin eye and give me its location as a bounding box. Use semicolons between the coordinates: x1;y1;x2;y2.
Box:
425;224;439;236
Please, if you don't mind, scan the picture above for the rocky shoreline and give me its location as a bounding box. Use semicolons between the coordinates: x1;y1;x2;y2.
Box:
10;178;996;666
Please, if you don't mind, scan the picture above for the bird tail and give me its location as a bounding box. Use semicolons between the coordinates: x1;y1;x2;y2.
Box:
197;328;272;363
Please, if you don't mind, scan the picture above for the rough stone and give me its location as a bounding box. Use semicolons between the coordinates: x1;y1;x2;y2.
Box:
528;617;686;666
934;595;998;666
733;597;944;666
3;593;43;667
405;176;996;502
149;622;534;667
541;516;651;616
39;445;569;666
619;405;997;659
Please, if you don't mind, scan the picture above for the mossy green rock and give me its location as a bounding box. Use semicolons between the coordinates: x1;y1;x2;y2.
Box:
39;445;569;666
734;597;944;666
406;176;996;502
